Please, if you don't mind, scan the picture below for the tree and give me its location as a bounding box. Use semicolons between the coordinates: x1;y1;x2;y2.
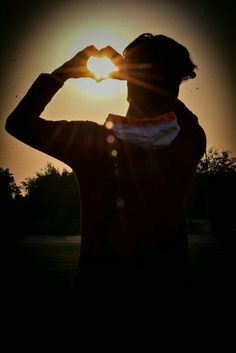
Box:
0;167;22;234
187;147;236;249
20;163;80;235
187;147;236;217
196;147;236;175
0;167;21;201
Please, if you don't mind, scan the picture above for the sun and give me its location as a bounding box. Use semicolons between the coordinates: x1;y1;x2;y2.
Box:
87;56;118;80
65;27;127;97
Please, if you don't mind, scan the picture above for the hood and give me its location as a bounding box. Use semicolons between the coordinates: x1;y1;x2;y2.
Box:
104;111;180;149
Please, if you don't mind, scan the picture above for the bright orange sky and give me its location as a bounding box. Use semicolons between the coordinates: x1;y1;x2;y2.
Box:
1;0;235;184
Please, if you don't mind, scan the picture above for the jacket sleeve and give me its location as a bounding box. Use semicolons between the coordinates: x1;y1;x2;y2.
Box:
5;73;64;136
5;73;97;167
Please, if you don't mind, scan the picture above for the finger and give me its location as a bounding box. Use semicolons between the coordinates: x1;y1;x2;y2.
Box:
100;45;117;55
78;64;98;80
100;46;121;58
100;46;124;66
83;45;100;58
73;45;100;61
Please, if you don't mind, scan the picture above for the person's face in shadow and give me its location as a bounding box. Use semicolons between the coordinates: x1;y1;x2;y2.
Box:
126;64;179;116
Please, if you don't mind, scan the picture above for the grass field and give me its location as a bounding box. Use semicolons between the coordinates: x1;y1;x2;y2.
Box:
10;236;81;303
7;222;229;310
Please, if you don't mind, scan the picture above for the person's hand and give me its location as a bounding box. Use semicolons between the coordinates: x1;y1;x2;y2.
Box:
99;46;126;80
52;45;100;82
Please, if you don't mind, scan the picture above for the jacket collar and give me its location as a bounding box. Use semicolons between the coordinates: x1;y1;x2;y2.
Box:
104;112;180;149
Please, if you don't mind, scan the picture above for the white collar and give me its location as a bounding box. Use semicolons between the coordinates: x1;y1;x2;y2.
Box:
104;112;180;149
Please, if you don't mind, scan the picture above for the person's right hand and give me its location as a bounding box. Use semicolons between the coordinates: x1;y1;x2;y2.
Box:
100;46;126;80
52;45;100;82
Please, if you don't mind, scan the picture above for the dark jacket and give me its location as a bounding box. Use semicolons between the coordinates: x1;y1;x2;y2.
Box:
5;73;206;304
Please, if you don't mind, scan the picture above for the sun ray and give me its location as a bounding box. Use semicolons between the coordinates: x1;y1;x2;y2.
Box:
115;70;171;97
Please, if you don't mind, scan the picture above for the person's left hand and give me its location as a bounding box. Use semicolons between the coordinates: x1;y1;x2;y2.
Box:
52;45;100;82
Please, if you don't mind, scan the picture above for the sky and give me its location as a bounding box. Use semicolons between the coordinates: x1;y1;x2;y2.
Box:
1;0;235;184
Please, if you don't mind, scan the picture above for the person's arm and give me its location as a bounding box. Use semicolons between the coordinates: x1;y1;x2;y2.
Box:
6;45;99;135
5;46;100;163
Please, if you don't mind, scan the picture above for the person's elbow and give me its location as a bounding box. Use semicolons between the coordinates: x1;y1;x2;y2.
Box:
5;113;16;135
5;112;23;139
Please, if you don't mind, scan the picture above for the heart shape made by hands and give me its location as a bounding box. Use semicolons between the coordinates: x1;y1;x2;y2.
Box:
87;56;118;80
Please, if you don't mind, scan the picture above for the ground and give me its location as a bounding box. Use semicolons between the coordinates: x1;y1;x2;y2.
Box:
6;221;233;315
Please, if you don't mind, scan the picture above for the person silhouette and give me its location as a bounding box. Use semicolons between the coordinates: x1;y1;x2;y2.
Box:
5;33;206;309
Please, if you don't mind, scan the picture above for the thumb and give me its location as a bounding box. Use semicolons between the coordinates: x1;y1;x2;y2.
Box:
100;46;125;67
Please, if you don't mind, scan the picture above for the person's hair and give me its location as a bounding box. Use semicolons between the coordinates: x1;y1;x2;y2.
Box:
123;33;197;85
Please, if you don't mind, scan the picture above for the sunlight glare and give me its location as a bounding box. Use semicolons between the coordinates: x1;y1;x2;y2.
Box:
87;56;117;80
75;78;126;98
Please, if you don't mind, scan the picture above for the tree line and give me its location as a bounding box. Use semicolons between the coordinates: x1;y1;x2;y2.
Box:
1;164;80;236
1;147;236;240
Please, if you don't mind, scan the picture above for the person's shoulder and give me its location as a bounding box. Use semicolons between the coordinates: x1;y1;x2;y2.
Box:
173;99;207;155
69;119;110;142
64;119;103;131
174;100;205;134
174;100;198;123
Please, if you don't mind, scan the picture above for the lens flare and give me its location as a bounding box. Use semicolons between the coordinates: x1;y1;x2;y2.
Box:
87;56;117;80
105;121;113;129
106;135;116;144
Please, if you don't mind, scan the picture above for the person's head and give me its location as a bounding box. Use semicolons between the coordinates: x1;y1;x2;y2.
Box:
123;33;197;109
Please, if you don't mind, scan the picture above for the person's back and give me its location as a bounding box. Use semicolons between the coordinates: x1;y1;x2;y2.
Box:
71;104;205;305
5;33;206;308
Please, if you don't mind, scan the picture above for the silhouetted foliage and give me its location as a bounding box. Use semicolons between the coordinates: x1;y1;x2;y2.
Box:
2;147;235;237
187;147;236;220
18;163;80;235
187;147;236;248
196;147;236;175
0;167;21;201
0;168;22;234
187;147;236;219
